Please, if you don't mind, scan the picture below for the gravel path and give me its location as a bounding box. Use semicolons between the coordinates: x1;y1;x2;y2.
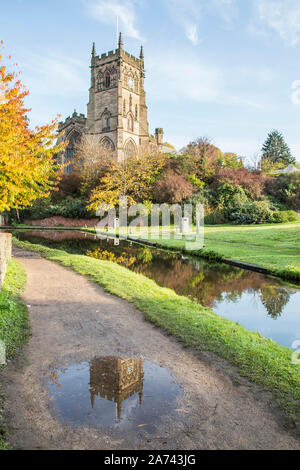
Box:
1;249;299;450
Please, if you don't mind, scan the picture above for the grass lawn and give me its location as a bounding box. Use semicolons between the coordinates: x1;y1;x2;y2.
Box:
0;259;29;450
125;222;300;283
13;238;300;428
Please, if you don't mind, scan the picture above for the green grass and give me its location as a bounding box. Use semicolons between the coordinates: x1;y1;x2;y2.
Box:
13;238;300;429
126;222;300;282
0;259;29;450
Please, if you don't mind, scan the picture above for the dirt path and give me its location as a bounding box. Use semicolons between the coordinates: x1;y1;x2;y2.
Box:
1;249;300;450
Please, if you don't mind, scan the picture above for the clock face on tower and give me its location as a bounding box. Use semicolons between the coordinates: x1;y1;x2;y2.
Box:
128;78;134;89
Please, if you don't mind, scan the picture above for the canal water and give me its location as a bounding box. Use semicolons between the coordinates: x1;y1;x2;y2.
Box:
12;229;300;349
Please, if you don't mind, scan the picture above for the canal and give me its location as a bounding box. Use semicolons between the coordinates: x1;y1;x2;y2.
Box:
11;229;300;349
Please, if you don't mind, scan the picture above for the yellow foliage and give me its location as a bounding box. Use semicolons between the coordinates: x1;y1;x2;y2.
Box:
0;43;65;212
88;153;166;211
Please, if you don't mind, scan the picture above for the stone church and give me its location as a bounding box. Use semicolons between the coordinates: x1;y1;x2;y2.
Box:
59;33;171;168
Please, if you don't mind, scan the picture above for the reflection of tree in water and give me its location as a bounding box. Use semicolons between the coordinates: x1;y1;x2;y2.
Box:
260;286;291;319
16;230;291;317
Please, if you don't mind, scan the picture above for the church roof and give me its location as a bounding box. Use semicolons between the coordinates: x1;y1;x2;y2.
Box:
275;164;300;174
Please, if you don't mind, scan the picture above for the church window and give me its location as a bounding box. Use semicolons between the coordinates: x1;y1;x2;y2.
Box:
65;130;81;173
124;139;137;159
129;94;132;109
128;114;134;132
105;73;111;88
101;137;115;151
102;109;111;131
123;99;126;116
135;104;138;120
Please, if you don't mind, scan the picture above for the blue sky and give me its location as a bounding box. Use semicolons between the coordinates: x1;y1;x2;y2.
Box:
1;0;300;163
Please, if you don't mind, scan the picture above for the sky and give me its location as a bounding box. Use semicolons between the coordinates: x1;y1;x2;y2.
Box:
1;0;300;163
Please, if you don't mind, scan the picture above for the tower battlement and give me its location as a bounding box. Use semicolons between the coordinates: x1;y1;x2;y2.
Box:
59;33;165;167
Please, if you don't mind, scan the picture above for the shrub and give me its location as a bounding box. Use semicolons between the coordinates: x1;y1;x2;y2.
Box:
225;200;274;225
19;197;94;221
153;169;193;204
216;168;266;199
271;210;299;223
216;182;248;208
204;209;226;225
265;173;300;210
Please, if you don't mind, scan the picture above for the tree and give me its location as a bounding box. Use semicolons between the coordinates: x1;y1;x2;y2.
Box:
261;130;295;166
88;153;166;211
180;136;243;182
0;43;64;212
73;134;114;196
215;167;266;199
153;169;193;204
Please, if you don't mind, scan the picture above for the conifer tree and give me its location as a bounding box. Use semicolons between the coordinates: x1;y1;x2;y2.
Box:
261;130;295;166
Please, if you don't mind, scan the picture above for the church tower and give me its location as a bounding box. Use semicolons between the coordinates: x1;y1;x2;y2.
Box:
87;33;150;161
58;34;167;167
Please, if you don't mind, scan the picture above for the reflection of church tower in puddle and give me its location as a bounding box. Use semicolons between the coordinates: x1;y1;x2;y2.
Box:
89;356;144;421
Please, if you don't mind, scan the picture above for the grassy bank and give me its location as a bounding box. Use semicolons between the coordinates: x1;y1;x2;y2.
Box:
129;222;300;282
13;238;300;428
0;259;29;450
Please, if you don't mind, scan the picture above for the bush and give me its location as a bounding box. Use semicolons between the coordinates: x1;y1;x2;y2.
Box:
204;209;226;225
265;173;300;210
216;168;266;199
19;197;94;221
153;169;193;204
225;200;274;225
216;182;248;208
271;210;299;223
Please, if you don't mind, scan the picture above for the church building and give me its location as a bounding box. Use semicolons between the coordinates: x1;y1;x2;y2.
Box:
58;33;170;167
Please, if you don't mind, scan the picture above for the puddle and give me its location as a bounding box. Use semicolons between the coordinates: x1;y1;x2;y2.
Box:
47;357;181;433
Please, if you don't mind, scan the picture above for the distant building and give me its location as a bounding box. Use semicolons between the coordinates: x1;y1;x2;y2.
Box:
275;164;300;174
58;33;172;170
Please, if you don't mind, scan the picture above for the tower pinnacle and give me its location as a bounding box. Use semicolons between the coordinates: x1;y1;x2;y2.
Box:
139;45;144;60
118;32;123;50
92;42;96;57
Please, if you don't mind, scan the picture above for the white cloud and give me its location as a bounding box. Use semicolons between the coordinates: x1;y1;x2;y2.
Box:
148;54;220;102
20;53;87;97
165;0;202;45
212;0;237;24
253;0;300;46
84;0;142;41
291;80;300;105
165;0;238;44
147;54;267;109
185;23;199;46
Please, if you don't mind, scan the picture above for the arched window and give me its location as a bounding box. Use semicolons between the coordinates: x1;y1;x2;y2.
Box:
123;99;126;116
129;94;132;109
103;115;110;131
65;130;81;173
105;73;111;88
102;108;111;131
124;139;137;159
100;137;115;151
135;104;138;121
127;114;134;132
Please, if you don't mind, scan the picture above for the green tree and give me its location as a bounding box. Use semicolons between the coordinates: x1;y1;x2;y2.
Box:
261;130;295;166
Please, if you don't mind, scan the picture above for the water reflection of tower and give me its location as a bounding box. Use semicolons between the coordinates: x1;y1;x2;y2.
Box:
89;357;144;420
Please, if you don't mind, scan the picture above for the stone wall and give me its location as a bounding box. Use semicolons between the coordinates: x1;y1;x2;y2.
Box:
23;216;98;227
0;233;12;290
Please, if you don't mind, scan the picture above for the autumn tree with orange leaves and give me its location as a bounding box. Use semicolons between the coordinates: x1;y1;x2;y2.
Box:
0;41;64;213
